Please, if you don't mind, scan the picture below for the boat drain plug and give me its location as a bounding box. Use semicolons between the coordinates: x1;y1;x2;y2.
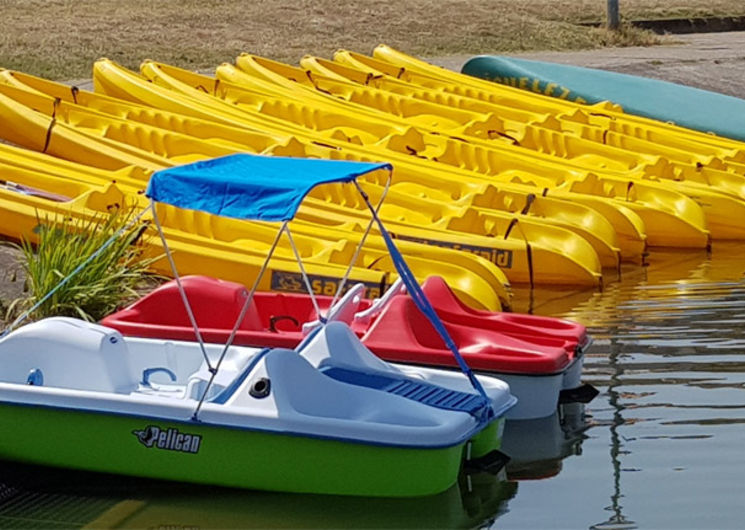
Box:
249;377;271;399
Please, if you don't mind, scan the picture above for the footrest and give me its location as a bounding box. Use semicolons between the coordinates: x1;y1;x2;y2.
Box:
322;367;487;415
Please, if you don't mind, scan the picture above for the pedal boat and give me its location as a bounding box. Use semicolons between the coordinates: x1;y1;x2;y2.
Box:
0;154;516;496
104;274;594;419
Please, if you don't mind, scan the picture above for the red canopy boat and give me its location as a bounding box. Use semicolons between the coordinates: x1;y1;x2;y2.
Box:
102;276;594;419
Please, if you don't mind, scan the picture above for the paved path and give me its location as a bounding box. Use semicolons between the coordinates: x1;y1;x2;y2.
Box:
430;32;745;97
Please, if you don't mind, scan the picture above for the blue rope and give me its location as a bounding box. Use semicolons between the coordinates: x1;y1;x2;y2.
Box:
0;208;149;338
355;183;493;421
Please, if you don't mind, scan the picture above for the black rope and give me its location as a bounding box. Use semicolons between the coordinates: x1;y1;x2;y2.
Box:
503;218;518;239
625;181;634;201
41;98;60;153
520;193;536;215
379;273;388;300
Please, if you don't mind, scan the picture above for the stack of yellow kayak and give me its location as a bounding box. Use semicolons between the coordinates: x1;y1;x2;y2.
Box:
226;51;743;244
0;69;611;288
102;58;721;250
0;46;743;308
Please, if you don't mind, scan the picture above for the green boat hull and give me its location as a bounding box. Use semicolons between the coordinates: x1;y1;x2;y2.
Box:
0;402;503;497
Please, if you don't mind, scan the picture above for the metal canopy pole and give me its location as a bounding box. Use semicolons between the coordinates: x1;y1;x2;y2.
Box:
192;220;289;421
327;169;393;309
150;202;211;371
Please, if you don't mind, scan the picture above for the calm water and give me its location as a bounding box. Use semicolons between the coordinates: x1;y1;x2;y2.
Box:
1;245;744;529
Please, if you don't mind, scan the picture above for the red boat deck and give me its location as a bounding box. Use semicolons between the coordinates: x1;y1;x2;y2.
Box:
102;276;588;376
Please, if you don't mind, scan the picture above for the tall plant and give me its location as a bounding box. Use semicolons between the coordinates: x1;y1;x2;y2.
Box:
7;209;160;323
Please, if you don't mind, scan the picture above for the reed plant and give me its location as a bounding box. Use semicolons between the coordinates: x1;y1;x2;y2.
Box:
6;209;161;323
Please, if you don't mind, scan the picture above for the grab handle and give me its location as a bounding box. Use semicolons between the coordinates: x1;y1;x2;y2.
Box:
141;367;177;387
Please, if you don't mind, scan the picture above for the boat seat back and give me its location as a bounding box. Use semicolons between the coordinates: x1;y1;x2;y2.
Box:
0;317;136;394
298;321;393;373
301;283;366;336
421;275;485;317
118;276;264;331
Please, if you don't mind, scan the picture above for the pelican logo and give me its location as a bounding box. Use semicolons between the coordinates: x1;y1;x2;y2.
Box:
133;425;202;454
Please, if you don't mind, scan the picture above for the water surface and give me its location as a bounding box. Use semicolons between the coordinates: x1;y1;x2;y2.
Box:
499;243;745;529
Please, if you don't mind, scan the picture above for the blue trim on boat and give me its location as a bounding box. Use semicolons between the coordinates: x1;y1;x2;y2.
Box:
211;348;271;405
322;367;488;416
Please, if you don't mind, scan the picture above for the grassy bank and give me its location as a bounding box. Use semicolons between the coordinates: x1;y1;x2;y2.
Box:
2;1;745;80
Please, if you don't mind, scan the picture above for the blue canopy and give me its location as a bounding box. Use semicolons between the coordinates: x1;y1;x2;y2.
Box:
146;154;392;221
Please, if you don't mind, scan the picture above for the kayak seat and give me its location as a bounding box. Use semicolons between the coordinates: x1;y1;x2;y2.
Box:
321;366;485;415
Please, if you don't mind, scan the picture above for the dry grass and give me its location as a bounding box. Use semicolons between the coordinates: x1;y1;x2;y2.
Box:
1;0;744;80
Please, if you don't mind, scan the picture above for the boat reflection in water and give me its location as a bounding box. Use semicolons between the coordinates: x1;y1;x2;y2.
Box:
502;402;590;481
0;461;517;528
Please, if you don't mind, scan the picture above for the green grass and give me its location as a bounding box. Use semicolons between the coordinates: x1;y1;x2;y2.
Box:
6;209;161;323
2;0;744;81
